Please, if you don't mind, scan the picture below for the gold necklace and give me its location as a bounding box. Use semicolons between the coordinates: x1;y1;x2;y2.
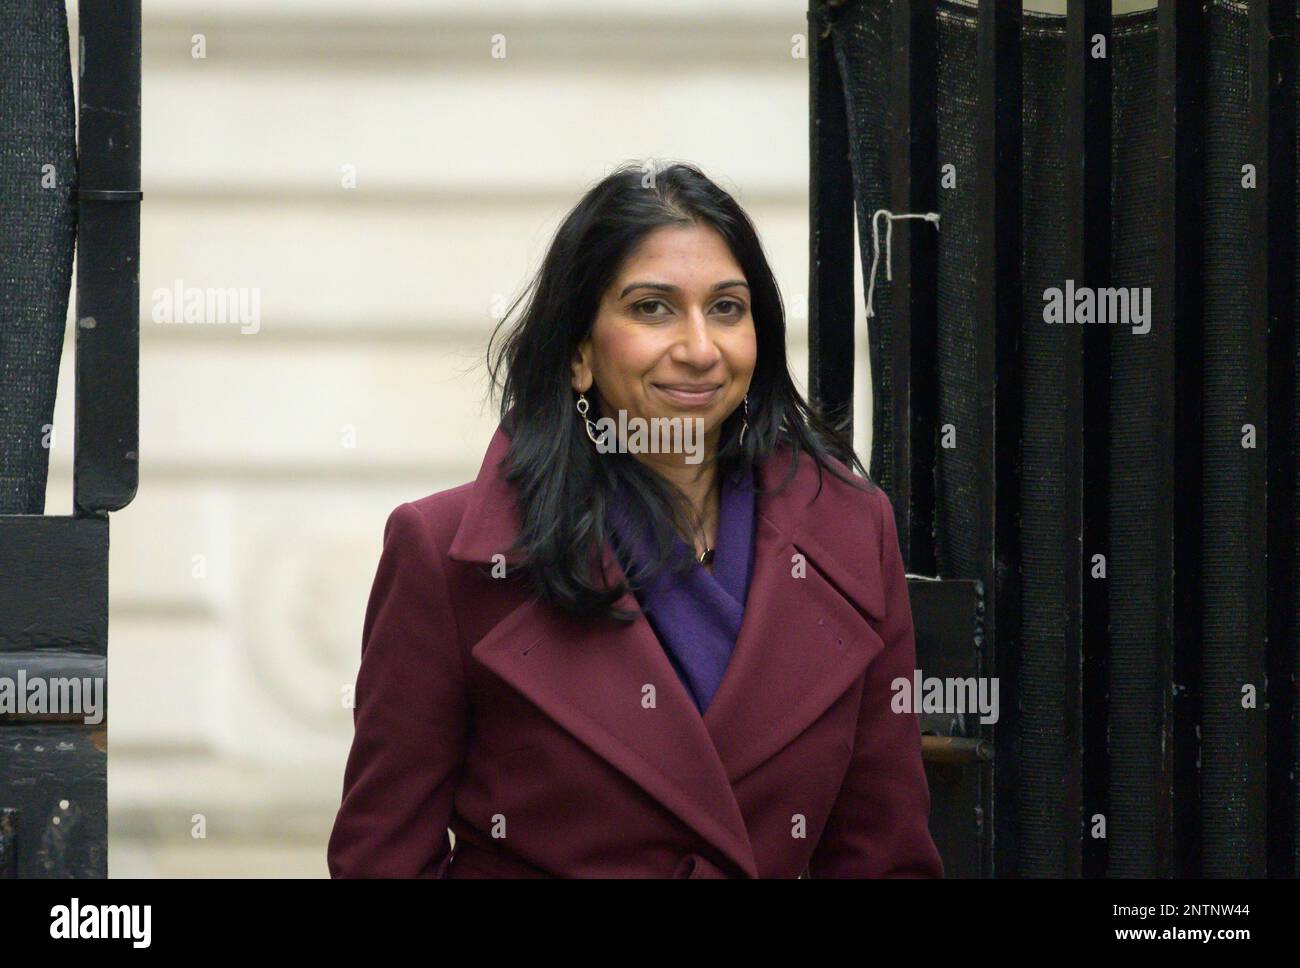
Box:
692;477;720;565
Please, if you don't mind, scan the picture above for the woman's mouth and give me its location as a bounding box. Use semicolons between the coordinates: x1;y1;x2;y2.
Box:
652;383;723;407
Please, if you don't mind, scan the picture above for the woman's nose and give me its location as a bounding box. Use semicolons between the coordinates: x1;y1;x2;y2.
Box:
673;309;721;366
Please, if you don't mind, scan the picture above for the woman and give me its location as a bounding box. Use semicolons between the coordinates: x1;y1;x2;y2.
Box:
327;161;943;878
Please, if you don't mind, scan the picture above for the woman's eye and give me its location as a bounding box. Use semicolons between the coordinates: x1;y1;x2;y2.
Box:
633;298;745;318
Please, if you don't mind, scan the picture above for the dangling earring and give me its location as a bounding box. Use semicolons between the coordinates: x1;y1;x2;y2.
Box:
576;391;602;446
738;394;749;447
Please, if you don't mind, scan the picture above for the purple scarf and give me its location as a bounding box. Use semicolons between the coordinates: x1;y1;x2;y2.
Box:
606;462;757;713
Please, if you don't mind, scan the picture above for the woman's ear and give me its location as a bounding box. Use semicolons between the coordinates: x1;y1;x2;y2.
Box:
571;339;592;392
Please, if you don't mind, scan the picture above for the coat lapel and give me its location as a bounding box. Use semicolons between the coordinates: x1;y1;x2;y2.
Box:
447;424;890;877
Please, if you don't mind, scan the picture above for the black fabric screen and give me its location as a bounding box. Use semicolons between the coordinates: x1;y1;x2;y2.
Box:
1017;14;1070;878
1108;8;1161;879
1200;0;1254;878
0;0;77;514
829;1;894;493
818;0;1296;876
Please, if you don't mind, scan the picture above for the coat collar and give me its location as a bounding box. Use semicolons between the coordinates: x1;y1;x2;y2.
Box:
447;421;888;878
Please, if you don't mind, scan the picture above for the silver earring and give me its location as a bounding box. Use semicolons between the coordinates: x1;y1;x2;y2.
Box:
739;394;749;447
576;392;602;445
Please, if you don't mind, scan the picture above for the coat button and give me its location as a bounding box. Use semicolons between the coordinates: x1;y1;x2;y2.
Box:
673;854;700;878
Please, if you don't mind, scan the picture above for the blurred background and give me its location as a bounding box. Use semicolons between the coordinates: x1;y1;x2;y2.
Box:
39;0;1145;876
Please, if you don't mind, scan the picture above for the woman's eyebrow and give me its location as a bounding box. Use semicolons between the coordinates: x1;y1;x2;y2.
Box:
619;279;751;298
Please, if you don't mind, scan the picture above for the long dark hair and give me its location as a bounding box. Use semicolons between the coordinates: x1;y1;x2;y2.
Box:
485;160;876;623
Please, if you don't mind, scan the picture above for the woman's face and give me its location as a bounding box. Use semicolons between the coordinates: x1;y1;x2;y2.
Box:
571;222;757;462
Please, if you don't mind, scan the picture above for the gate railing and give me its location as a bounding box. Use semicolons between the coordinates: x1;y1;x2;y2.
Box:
809;0;1297;879
0;0;141;879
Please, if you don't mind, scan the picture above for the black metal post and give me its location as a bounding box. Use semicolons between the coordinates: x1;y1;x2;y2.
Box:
1248;0;1297;880
975;0;1022;880
1062;0;1111;881
808;3;857;439
887;0;938;573
75;0;142;514
1152;0;1206;880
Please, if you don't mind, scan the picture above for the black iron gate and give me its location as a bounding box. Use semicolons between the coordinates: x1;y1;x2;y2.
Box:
809;0;1297;878
0;0;140;878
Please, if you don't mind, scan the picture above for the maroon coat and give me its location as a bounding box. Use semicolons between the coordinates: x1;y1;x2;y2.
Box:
327;423;943;878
